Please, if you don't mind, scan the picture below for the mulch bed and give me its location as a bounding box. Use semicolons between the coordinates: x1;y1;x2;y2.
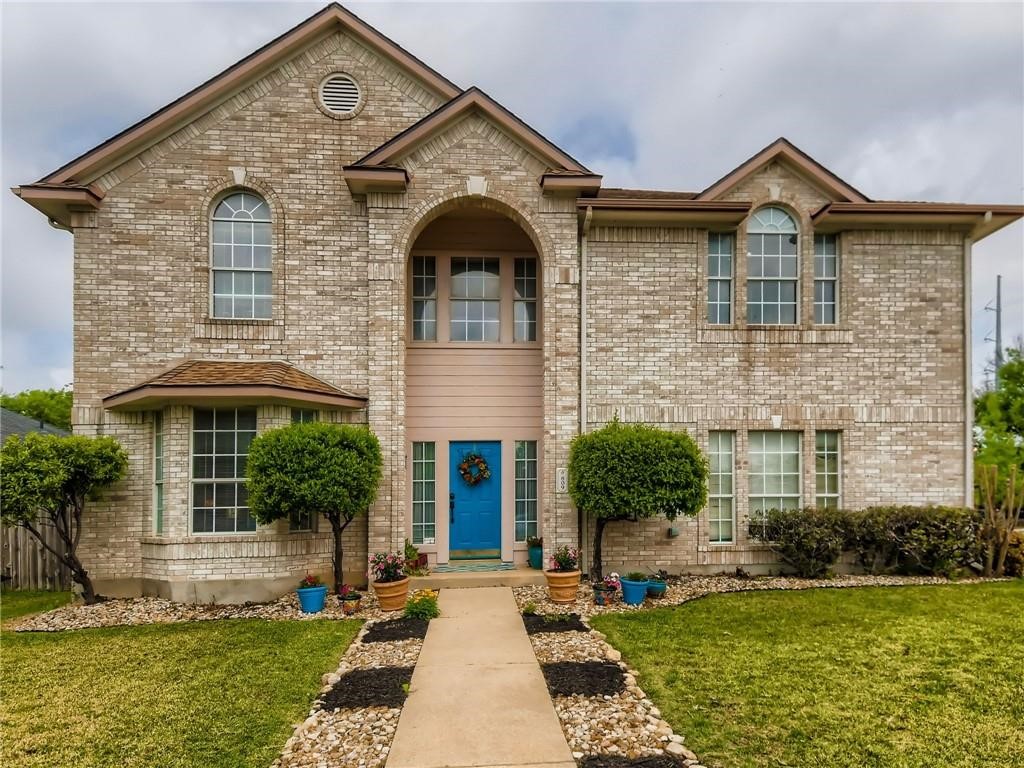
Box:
523;613;589;635
318;666;414;709
361;617;430;644
542;661;625;697
579;756;684;768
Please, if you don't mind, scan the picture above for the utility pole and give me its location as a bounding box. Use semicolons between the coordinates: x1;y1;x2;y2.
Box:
985;274;1003;388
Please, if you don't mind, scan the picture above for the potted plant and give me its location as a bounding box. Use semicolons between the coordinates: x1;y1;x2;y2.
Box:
647;569;669;598
527;536;543;569
620;571;649;606
369;551;409;611
338;583;362;615
545;545;581;604
296;573;328;613
404;539;429;574
592;572;620;606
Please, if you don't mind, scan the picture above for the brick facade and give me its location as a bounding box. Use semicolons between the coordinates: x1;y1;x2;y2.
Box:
34;11;977;600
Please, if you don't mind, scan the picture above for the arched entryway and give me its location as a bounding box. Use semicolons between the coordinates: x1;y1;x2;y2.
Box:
404;204;544;566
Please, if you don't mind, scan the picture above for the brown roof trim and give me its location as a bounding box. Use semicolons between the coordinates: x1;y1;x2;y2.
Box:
354;87;591;174
103;384;367;412
813;202;1024;241
580;199;752;227
35;3;461;186
698;138;869;203
579;199;751;212
597;188;698;200
11;184;104;228
540;173;602;197
342;165;409;194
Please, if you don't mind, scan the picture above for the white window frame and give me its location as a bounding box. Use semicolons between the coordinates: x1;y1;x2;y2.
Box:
412;256;438;341
815;431;842;509
746;207;799;325
707;431;735;544
514;258;538;342
190;407;258;535
210;191;272;320
153;411;164;535
814;234;839;325
449;256;501;342
515;440;539;542
748;431;802;535
411;442;436;545
706;233;734;325
290;408;318;424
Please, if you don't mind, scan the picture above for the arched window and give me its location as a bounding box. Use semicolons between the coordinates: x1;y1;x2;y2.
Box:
746;206;798;325
211;191;272;319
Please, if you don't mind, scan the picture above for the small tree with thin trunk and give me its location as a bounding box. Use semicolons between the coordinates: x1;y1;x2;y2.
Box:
0;433;128;604
977;464;1024;576
569;418;708;580
246;423;382;593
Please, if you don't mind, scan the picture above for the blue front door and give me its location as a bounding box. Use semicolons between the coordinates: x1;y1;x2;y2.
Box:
449;441;501;553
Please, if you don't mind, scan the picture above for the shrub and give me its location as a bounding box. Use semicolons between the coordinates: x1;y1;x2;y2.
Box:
625;571;648;582
404;589;440;619
569;418;708;579
549;545;579;572
369;551;406;583
847;506;981;577
748;507;848;578
1004;531;1024;578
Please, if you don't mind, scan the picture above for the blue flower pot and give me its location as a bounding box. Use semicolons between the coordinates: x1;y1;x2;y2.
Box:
528;545;543;569
647;580;667;598
296;585;328;613
620;577;648;606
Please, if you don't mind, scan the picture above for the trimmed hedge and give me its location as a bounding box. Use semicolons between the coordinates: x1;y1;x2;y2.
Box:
749;505;982;578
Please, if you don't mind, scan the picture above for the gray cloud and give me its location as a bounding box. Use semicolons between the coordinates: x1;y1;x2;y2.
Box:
2;1;1021;392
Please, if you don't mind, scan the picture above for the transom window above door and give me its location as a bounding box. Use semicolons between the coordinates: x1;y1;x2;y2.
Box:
408;253;541;345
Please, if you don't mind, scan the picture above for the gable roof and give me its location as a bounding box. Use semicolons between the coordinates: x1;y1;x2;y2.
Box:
0;408;70;442
698;138;869;203
351;87;592;174
34;3;461;187
103;360;367;411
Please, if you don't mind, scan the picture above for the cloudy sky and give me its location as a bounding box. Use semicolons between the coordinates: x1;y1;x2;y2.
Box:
2;1;1022;394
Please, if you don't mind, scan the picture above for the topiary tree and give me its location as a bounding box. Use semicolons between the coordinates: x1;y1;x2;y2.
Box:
569;418;708;580
0;433;128;604
246;422;382;593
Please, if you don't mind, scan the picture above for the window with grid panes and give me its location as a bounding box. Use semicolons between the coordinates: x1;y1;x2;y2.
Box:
153;412;164;534
449;257;500;341
747;207;799;325
707;234;733;324
412;256;437;341
748;431;801;534
707;432;735;543
814;234;839;324
515;441;538;541
211;192;272;319
514;258;538;341
192;408;257;533
815;431;841;508
411;442;436;544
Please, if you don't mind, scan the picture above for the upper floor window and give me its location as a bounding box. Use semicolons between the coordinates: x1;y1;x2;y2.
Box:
412;257;438;341
450;257;500;342
707;233;734;325
514;258;538;342
747;207;798;325
211;192;272;320
814;234;839;325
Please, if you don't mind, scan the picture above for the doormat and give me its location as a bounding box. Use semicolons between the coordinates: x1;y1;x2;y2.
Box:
432;561;517;573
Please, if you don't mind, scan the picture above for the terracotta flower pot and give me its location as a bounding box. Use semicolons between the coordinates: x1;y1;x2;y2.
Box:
545;569;581;604
372;576;410;611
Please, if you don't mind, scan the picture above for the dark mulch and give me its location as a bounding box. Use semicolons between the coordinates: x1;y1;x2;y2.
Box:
579;756;684;768
522;613;589;635
541;661;625;697
318;666;414;710
361;617;430;644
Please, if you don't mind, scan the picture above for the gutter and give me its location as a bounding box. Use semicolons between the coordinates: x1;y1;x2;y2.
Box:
578;205;593;572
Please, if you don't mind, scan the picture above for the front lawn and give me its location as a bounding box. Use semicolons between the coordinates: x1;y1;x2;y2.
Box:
0;588;72;624
2;616;361;768
592;581;1024;768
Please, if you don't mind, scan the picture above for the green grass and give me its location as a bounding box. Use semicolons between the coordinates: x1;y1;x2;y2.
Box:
2;616;361;768
0;589;72;624
592;582;1024;768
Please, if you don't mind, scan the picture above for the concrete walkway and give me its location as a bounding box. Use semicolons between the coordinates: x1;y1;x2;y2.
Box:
386;587;575;768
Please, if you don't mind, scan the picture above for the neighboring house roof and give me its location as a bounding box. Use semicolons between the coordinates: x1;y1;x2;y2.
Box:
27;3;461;189
103;360;368;411
697;137;870;203
0;407;69;442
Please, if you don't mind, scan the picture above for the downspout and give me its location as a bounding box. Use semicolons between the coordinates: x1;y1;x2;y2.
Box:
963;235;974;507
578;206;593;570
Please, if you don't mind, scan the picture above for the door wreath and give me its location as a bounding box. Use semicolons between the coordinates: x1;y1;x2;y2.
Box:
458;453;491;486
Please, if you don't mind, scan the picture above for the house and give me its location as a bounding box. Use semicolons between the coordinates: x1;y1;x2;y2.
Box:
1;407;70;442
13;4;1022;602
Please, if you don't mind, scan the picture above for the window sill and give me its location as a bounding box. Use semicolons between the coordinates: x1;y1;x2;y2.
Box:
194;318;283;341
697;326;852;345
406;341;543;350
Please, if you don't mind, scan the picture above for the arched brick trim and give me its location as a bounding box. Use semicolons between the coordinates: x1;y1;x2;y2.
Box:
397;187;555;265
192;174;287;338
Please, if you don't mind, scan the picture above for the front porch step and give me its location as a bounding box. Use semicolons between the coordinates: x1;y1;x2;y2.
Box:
410;565;546;590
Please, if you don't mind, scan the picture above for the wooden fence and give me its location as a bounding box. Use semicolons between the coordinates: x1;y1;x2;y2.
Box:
1;521;71;591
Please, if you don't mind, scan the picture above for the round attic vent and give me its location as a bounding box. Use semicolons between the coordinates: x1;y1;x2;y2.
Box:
318;74;361;115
